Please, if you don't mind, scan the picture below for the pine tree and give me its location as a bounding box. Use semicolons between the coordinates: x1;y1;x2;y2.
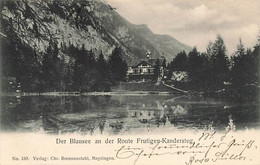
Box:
230;39;246;86
72;45;98;92
41;40;59;91
72;52;84;91
162;58;166;68
171;51;188;71
64;58;74;91
153;58;160;81
252;36;259;84
187;47;203;89
229;38;259;99
2;18;41;92
96;52;111;91
167;51;187;80
108;47;128;84
207;35;230;91
72;45;86;91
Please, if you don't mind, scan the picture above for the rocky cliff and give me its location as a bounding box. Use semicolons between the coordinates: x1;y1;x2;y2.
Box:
1;0;191;63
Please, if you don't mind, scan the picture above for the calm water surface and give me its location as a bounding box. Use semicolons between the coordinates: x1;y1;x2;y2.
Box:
1;95;259;135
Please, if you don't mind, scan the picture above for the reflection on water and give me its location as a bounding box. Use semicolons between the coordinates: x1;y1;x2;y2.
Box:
0;95;259;135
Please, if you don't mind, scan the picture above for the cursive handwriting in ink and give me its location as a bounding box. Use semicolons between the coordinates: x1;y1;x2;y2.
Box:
115;130;258;165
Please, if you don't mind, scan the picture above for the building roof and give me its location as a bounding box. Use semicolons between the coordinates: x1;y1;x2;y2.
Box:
133;60;153;68
129;58;165;67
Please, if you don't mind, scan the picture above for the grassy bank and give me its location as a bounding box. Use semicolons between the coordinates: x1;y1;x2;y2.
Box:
111;81;181;93
165;80;259;102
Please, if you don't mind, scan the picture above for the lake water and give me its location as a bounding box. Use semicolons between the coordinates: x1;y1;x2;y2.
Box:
1;94;259;135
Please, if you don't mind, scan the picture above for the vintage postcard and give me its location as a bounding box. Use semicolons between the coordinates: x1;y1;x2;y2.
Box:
0;0;259;165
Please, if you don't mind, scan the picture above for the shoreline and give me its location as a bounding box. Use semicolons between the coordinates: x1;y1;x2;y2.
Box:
0;91;184;96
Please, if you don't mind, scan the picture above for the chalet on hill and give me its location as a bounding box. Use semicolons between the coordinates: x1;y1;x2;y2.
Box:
127;56;165;81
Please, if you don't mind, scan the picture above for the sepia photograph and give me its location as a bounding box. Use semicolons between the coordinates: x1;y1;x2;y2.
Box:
0;0;259;164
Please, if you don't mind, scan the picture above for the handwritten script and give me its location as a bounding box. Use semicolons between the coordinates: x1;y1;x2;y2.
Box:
115;128;258;165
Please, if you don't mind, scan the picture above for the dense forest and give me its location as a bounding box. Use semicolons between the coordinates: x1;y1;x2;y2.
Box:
1;13;259;98
1;28;128;92
1;31;259;99
167;35;260;100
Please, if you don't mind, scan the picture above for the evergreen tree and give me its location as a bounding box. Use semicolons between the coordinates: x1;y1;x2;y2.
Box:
19;46;40;92
229;38;259;100
73;45;87;91
56;54;66;91
231;39;259;86
153;58;160;81
171;51;188;71
72;51;85;91
207;35;230;91
230;39;247;86
187;47;203;89
64;58;74;91
199;53;211;90
1;18;40;92
83;49;97;92
95;52;111;91
251;38;259;84
162;58;167;68
167;51;187;79
108;47;128;84
72;45;97;92
41;40;59;91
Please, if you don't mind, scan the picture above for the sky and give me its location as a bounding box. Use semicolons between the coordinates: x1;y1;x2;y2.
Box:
106;0;260;55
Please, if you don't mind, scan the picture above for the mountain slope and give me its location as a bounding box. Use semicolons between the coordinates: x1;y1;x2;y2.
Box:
1;0;191;63
97;4;191;61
